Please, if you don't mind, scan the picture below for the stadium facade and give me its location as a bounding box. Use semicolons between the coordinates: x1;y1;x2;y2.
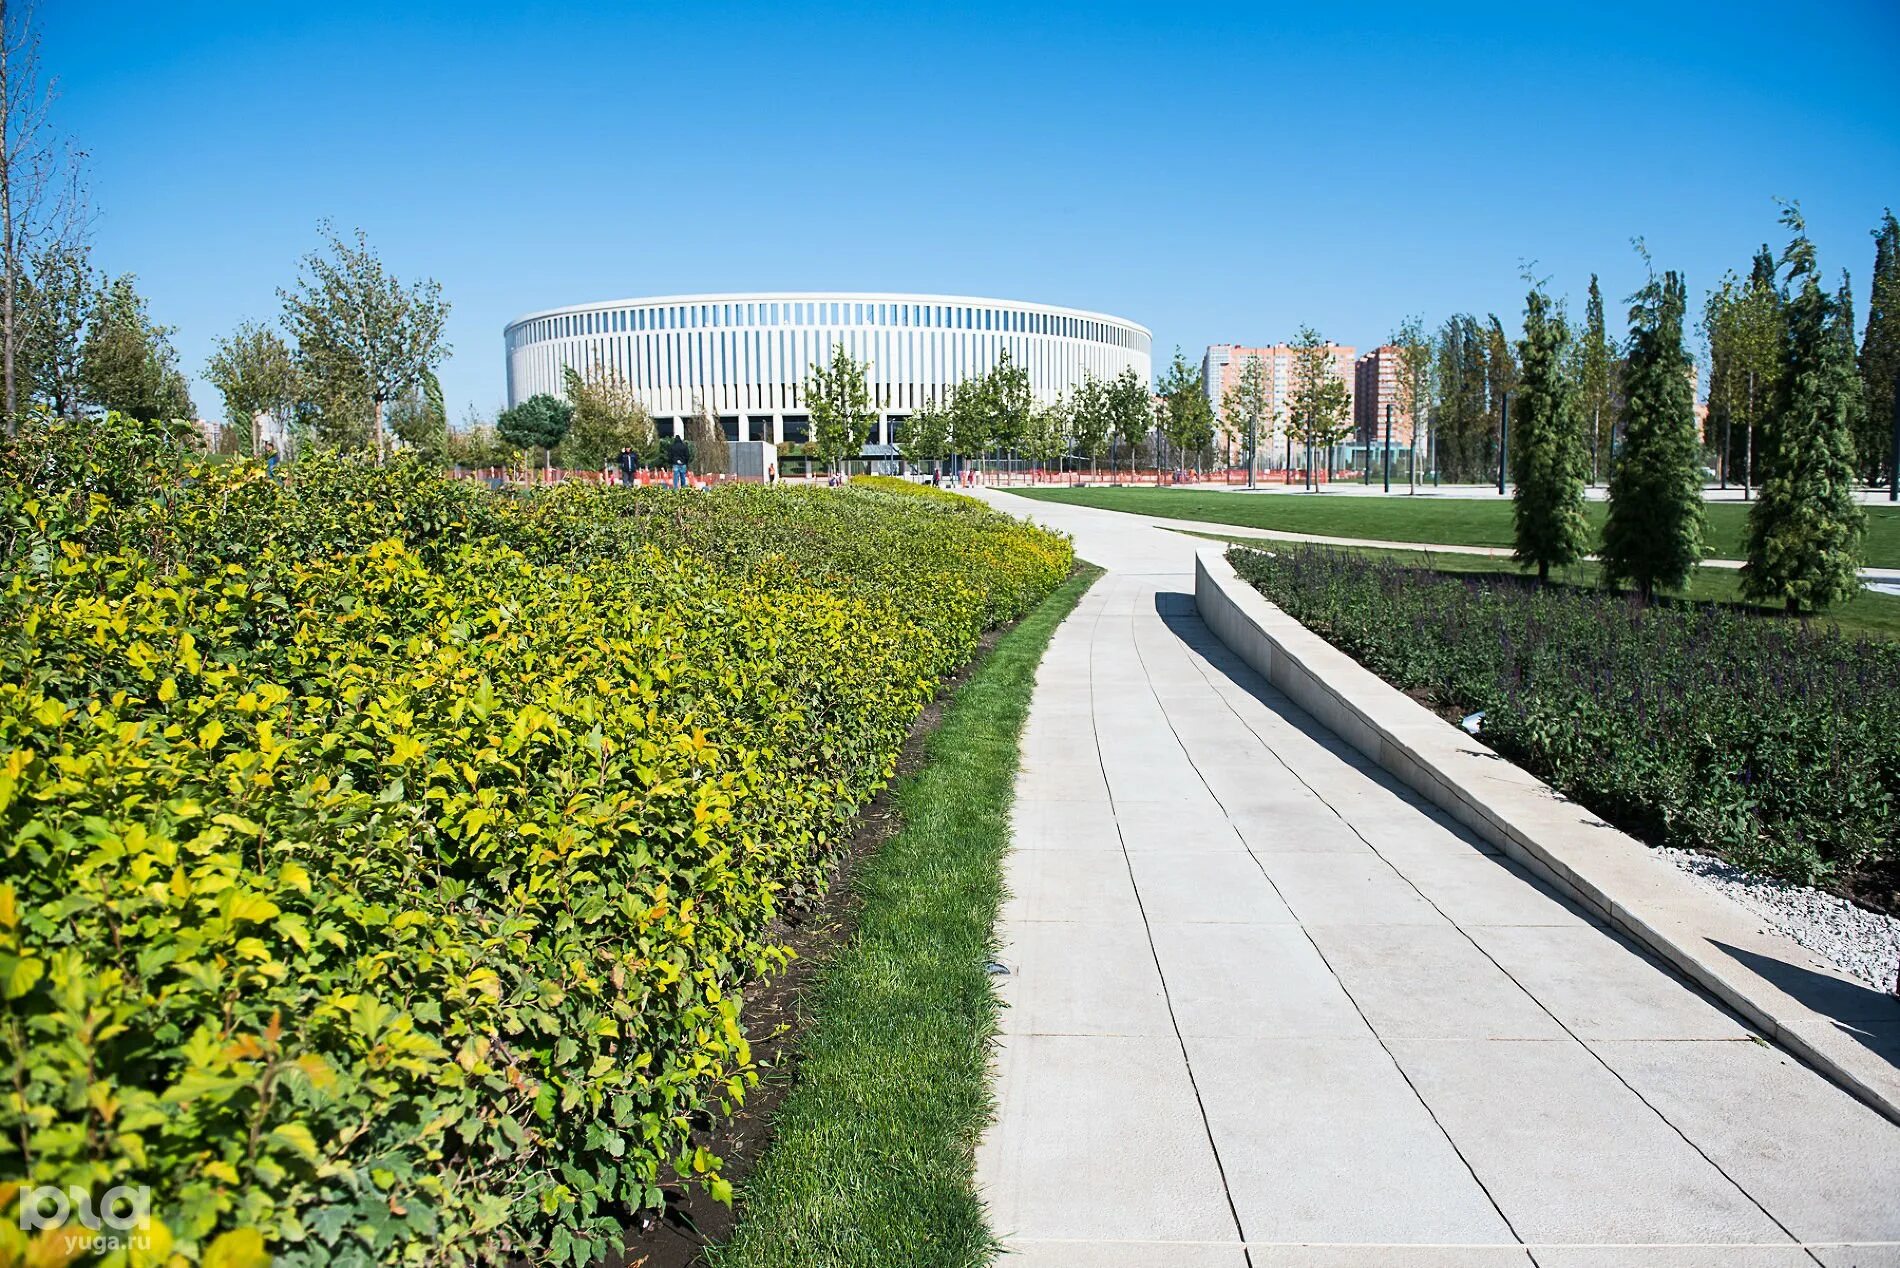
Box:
504;292;1151;446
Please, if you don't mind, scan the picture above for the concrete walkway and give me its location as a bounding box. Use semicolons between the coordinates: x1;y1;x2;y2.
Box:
972;489;1900;1268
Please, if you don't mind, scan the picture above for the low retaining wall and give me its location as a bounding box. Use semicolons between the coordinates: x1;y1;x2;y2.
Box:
1194;544;1900;1125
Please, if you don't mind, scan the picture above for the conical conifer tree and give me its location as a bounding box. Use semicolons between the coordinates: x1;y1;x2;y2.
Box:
1858;211;1899;484
1602;266;1704;601
1743;208;1867;613
1511;287;1590;581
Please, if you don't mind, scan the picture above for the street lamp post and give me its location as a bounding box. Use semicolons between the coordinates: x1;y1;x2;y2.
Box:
1383;401;1393;494
1497;394;1510;496
1890;383;1898;502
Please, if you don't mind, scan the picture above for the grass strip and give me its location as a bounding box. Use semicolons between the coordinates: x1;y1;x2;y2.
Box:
710;563;1103;1268
1175;528;1900;642
1012;485;1900;568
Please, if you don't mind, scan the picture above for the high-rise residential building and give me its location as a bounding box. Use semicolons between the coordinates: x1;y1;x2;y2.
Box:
1202;341;1356;458
1354;345;1417;448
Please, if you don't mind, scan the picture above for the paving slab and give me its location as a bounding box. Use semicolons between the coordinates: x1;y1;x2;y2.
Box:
1387;850;1603;928
1586;1039;1900;1243
1305;922;1567;1040
992;918;1173;1037
1385;1037;1791;1246
1001;849;1143;925
979;1032;1241;1245
1185;1035;1516;1246
1148;921;1370;1040
1126;849;1295;924
1254;851;1450;926
1468;924;1753;1041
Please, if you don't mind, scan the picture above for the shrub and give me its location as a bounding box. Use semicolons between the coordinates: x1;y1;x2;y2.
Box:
1228;545;1899;885
0;414;1072;1265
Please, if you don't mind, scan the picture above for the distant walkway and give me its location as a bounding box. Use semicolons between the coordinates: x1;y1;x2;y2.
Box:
973;488;1900;1267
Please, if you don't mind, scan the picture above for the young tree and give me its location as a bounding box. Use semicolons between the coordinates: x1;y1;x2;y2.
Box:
1601;264;1704;601
1861;210;1899;486
1068;371;1112;477
206;320;300;455
899;396;951;475
1221;351;1269;484
1576;276;1616;482
1391;315;1434;488
1104;365;1151;478
1286;325;1350;489
1703;247;1783;494
1433;314;1490;480
79;273;192;420
1742;207;1867;614
559;361;654;472
1023;395;1070;473
1511;286;1590;582
497;392;571;469
684;399;730;476
1158;346;1214;474
279;222;448;462
0;1;85;424
805;342;875;472
19;235;87;416
987;349;1032;468
389;370;450;463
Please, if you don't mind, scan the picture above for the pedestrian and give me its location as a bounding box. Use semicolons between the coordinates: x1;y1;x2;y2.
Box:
618;446;637;486
263;441;279;479
766;462;777;486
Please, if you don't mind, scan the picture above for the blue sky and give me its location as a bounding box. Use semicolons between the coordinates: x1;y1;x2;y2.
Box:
43;0;1900;423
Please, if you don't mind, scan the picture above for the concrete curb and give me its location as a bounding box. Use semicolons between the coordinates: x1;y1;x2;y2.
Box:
1193;543;1900;1125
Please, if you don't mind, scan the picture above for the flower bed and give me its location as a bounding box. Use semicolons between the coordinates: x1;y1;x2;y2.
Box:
1227;546;1899;896
0;415;1072;1265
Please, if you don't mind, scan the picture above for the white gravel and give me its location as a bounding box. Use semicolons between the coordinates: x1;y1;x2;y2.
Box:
1659;847;1900;992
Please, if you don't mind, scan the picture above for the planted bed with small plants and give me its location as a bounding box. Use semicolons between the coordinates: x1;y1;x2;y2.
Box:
1228;545;1900;903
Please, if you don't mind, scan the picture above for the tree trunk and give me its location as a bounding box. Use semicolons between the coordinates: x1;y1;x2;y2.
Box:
374;395;386;463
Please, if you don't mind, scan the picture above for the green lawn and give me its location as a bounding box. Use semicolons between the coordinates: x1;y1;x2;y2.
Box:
1182;530;1900;642
1013;486;1900;569
711;564;1102;1268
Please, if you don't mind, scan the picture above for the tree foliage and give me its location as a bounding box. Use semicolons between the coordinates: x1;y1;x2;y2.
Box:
78;273;192;422
497;392;571;459
1703;247;1785;490
279;223;448;461
1601;265;1704;600
1157;346;1214;469
206;321;300;456
1742;206;1867;613
805;343;875;470
1286;325;1350;484
1067;371;1112;468
559;362;655;472
1104;365;1151;472
20;238;89;417
1221;351;1269;475
1510;286;1590;581
1433;314;1491;480
684;400;730;475
1391;315;1433;468
1858;209;1899;485
1575;276;1617;481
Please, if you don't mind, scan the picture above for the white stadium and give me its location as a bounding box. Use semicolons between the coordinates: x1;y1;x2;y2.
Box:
503;292;1151;447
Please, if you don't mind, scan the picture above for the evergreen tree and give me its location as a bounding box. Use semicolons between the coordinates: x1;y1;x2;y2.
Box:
1511;287;1590;581
1485;314;1518;480
1743;208;1866;613
1602;266;1704;600
497;392;571;468
1857;211;1899;485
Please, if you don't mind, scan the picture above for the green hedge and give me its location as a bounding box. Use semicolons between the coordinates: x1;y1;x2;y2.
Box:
0;415;1072;1266
1228;546;1899;885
